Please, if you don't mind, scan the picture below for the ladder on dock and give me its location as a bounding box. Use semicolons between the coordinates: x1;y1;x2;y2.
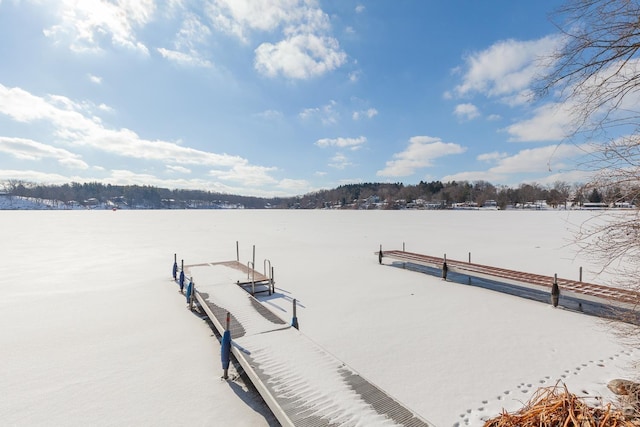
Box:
379;249;640;322
184;260;434;427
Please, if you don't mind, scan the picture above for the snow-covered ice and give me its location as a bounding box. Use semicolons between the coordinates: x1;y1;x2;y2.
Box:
0;209;637;426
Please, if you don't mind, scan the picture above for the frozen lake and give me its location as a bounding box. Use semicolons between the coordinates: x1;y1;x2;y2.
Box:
1;210;636;426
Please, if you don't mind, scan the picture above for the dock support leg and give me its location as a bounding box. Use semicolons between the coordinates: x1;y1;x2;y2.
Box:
186;277;194;309
442;254;448;280
271;266;275;294
551;274;560;307
172;253;178;281
221;312;231;379
378;244;383;264
179;260;185;292
292;299;299;330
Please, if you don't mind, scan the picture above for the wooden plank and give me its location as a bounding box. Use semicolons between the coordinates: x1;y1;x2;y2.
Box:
379;250;640;312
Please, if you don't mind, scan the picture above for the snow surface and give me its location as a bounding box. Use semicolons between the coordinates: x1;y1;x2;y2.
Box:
1;209;637;426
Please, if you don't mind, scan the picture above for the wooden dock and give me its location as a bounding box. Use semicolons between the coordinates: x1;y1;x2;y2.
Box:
183;260;434;427
379;249;640;319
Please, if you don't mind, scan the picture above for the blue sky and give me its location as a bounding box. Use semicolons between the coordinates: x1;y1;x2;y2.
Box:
0;0;595;197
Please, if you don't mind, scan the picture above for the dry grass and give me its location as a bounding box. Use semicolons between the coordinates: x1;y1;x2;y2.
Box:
483;383;636;427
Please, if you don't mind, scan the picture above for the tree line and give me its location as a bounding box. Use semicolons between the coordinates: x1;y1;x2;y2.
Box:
0;180;281;209
1;178;628;209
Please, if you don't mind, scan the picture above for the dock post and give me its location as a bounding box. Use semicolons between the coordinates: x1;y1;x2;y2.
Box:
292;299;299;330
186;277;194;309
179;260;185;292
221;312;231;380
271;266;275;294
172;254;178;280
402;242;405;252
551;274;560;307
468;252;471;263
579;266;583;282
236;241;239;262
442;254;448;280
378;244;383;264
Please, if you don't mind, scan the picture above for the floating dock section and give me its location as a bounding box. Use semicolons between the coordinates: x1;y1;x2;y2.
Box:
379;249;640;323
183;260;434;427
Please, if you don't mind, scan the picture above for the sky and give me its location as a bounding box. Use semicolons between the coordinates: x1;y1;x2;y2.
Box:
0;0;599;197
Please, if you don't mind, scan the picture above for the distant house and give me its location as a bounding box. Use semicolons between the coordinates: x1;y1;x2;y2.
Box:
83;198;99;208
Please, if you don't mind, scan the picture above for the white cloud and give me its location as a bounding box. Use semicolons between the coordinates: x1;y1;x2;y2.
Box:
477;151;508;162
441;170;503;183
88;74;102;84
489;144;589;174
209;163;278;187
206;0;311;41
348;71;361;83
505;57;640;144
206;0;346;79
98;103;114;113
355;5;365;13
299;100;339;125
277;178;311;193
0;84;279;186
0;169;88;185
166;165;191;174
487;114;501;121
254;33;346;79
377;136;466;177
42;0;155;54
157;47;212;68
352;108;378;120
454;103;480;120
454;35;562;100
328;152;352;169
158;13;213;68
0;136;89;169
315;136;366;150
255;109;284;120
443;145;593;185
504;102;575;142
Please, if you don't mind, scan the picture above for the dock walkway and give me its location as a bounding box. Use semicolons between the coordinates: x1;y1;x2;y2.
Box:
380;250;639;317
185;261;434;427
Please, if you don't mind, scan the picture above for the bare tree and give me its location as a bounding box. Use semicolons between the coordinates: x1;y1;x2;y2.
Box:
542;0;640;338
